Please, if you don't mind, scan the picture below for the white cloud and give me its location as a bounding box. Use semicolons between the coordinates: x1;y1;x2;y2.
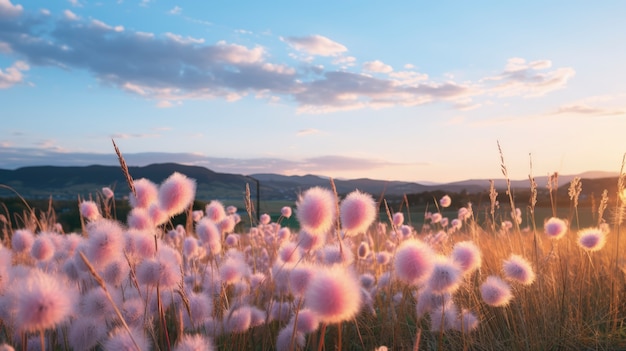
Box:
363;60;393;73
63;9;78;20
91;19;124;32
0;0;22;18
0;9;575;114
282;35;347;57
550;104;624;116
110;133;160;139
169;6;182;15
484;57;575;97
0;61;29;89
156;100;173;108
296;128;321;136
67;0;82;8
164;32;205;44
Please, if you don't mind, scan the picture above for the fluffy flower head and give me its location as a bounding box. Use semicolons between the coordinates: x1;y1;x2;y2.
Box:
296;187;337;236
305;265;362;324
340;190;377;236
158;172;196;216
577;227;607;252
394;239;435;285
544;217;568;240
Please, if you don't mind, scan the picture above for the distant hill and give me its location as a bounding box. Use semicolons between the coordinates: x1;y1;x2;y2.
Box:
0;164;620;201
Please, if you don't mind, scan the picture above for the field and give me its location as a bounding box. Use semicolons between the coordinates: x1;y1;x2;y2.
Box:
0;163;625;351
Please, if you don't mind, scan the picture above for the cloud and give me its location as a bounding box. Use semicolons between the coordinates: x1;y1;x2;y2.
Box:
110;133;160;139
68;0;82;8
156;100;174;108
63;9;78;20
363;60;393;73
484;58;575;97
296;128;321;136
0;60;29;88
168;6;182;15
0;0;23;18
282;35;347;56
550;103;624;116
0;8;572;114
293;71;477;113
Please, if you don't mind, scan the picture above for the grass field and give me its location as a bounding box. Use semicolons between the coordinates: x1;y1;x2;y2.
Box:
0;162;625;351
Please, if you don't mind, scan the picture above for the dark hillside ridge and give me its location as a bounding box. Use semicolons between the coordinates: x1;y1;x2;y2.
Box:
0;164;619;201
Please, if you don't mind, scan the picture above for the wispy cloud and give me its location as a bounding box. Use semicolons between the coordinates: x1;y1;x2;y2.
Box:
168;6;182;15
281;35;347;57
484;58;575;97
363;60;393;73
296;128;321;136
0;60;29;88
110;133;161;139
550;104;624;116
0;0;23;17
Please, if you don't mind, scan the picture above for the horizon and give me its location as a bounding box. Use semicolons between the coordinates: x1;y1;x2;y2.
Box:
0;159;620;186
2;1;626;183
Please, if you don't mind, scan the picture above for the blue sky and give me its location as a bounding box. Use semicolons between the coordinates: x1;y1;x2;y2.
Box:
1;0;625;183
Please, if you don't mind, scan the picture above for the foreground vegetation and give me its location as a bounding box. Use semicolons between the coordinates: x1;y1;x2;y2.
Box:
0;154;625;350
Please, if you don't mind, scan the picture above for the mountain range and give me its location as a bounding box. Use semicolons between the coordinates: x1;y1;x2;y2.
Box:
0;163;620;201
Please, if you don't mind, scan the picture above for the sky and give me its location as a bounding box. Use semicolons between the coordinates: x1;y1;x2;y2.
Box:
1;0;626;183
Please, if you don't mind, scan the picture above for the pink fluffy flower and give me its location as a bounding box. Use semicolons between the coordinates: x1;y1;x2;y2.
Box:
392;212;404;227
305;265;362;324
544;217;568;240
68;316;107;351
577;227;607;252
503;254;536;285
431;213;442;224
129;178;158;209
394;239;435;286
225;306;253;333
298;229;326;252
127;207;153;230
196;218;222;254
340;190;377;236
103;326;150;351
102;187;114;200
260;213;271;225
205;200;226;222
31;234;55;261
158;172;196;216
85;219;124;268
451;241;482;275
293;308;319;334
14;269;76;333
439;195;452;208
174;334;215;351
281;206;292;218
276;324;305;351
427;256;462;294
79;201;101;221
296;187;337;236
289;265;315;297
278;242;301;264
480;275;513;307
11;229;35;253
136;246;182;289
454;309;479;333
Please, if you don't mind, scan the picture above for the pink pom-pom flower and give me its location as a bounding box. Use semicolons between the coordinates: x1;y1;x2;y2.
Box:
340;190;377;236
158;172;196;217
296;187;337;236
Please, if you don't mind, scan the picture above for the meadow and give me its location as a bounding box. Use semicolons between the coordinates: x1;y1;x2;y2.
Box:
0;154;625;351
